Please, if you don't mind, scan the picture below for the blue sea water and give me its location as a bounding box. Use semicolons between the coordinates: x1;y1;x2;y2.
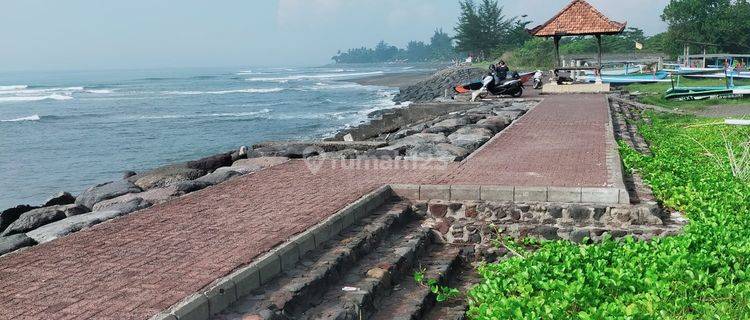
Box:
0;65;434;209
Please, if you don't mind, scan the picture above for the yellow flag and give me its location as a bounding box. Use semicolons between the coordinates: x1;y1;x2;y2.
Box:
635;42;644;50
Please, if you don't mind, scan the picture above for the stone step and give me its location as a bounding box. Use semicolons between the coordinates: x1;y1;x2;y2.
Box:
296;224;432;319
369;245;463;320
421;262;480;320
213;200;415;320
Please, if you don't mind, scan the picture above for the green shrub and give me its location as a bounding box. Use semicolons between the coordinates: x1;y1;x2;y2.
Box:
467;113;750;319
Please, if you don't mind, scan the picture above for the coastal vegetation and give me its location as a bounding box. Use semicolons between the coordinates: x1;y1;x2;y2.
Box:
331;29;457;63
468;113;750;319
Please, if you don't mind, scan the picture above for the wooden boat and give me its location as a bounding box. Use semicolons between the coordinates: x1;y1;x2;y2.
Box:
584;64;644;76
684;71;750;79
582;71;670;84
665;85;750;100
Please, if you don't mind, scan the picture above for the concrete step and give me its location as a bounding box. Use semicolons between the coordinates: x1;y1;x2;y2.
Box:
213;200;415;320
369;245;463;320
297;223;432;319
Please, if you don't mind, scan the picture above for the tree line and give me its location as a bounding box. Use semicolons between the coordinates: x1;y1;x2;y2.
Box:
331;29;456;64
332;0;750;66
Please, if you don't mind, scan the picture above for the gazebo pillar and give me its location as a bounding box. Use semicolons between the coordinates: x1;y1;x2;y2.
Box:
554;36;561;68
596;35;602;72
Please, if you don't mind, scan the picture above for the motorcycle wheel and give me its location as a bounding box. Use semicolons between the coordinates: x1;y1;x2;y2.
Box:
512;88;523;98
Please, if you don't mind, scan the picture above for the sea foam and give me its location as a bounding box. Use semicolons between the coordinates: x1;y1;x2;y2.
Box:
162;88;284;95
245;71;384;82
1;114;41;122
0;94;73;103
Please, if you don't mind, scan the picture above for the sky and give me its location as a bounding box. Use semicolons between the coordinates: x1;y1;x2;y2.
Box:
0;0;669;71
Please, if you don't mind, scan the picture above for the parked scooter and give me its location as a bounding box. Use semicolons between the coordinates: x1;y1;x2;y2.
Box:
532;70;543;89
455;66;524;101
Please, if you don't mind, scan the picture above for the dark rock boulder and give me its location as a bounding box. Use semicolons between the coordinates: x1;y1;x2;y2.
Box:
42;192;76;207
230;146;249;162
76;180;142;209
248;145;321;159
425;117;470;134
60;204;90;217
122;171;137;179
404;143;469;162
359;149;402;160
0;205;37;233
196;170;242;186
174;180;213;194
384;133;449;151
394;66;487;103
0;234;36;256
187;153;233;172
1;206;68;236
475;116;511;133
128;164;206;190
447;127;494;151
26;210;124;244
92;197;152;215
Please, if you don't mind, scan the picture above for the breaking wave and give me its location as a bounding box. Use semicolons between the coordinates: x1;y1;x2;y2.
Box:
0;94;73;103
245;71;384;82
136;108;272;120
0;114;41;122
161;88;284;95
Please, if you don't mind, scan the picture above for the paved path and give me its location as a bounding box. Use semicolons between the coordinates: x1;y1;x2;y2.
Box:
0;94;613;320
444;94;611;187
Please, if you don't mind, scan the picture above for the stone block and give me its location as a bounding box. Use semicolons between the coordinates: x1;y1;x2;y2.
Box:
277;243;300;272
581;188;619;204
257;253;281;284
514;187;547;202
428;202;449;218
204;278;237;317
328;216;343;236
171;293;209;320
233;265;260;298
450;185;480;201
547;187;581;203
149;312;177;320
339;207;356;230
419;185;450;200
618;189;631;205
312;223;331;248
480;186;514;202
390;184;419;200
293;232;316;257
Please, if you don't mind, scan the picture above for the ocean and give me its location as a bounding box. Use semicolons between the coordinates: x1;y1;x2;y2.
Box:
0;65;435;209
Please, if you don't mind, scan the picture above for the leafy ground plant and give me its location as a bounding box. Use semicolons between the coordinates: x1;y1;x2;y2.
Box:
414;269;461;302
467;113;750;319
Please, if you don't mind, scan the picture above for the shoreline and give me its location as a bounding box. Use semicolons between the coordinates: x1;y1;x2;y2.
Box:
1;64;504;255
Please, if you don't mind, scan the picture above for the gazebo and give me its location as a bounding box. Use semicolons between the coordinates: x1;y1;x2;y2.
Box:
528;0;627;75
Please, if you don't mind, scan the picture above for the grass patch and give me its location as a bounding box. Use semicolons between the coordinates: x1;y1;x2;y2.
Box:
467;113;750;319
624;78;750;110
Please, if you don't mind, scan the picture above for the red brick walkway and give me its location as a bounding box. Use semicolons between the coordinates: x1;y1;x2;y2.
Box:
444;94;610;187
0;95;612;320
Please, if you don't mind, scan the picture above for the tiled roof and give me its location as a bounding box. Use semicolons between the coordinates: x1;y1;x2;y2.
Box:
528;0;626;37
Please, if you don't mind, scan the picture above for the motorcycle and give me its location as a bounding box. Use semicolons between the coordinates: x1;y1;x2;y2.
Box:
532;70;543;89
455;69;524;101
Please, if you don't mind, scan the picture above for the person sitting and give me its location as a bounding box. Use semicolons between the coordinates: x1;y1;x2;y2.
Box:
495;60;510;80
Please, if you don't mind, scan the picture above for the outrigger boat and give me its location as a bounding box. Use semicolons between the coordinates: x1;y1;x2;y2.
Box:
684;71;750;79
582;71;670;84
584;63;644;76
665;70;750;101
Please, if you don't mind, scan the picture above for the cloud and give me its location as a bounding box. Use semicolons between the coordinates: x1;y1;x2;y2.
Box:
276;0;447;32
